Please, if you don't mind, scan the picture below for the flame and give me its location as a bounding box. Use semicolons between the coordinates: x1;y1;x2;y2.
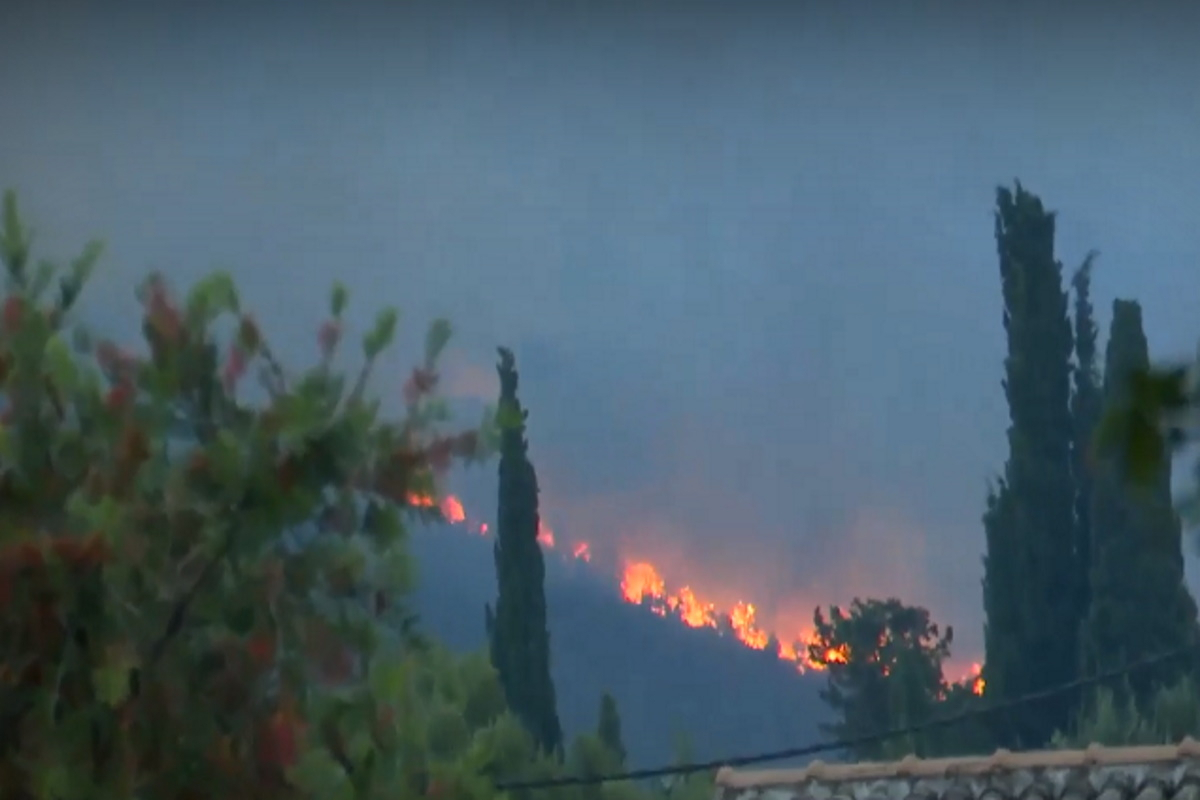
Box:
970;662;985;696
441;496;466;525
411;491;983;682
618;560;831;670
537;520;556;548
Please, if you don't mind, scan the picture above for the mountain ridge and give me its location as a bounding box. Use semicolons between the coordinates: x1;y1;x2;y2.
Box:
408;520;831;771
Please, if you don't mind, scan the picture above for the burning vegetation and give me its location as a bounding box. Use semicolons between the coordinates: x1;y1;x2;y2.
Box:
408;490;984;692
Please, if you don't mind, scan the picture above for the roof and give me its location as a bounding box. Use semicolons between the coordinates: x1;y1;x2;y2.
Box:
714;740;1200;800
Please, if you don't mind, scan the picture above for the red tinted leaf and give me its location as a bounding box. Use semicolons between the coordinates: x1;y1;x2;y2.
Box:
403;367;439;406
318;319;341;357
255;709;303;770
2;295;24;334
104;382;134;413
246;633;275;669
222;344;248;392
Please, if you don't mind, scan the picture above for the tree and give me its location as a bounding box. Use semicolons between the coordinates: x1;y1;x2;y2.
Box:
0;190;498;798
982;183;1080;748
597;692;627;768
1054;677;1200;747
1081;300;1199;705
487;347;563;756
1070;252;1102;634
808;598;953;760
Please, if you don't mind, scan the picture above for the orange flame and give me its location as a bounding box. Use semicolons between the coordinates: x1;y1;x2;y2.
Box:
970;662;985;696
441;496;465;525
537;521;556;548
411;492;983;682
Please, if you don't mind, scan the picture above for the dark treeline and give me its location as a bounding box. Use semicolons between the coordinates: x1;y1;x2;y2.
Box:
480;181;1200;767
807;182;1200;758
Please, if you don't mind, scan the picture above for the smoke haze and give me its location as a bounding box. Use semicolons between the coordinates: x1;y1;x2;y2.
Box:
3;0;1200;668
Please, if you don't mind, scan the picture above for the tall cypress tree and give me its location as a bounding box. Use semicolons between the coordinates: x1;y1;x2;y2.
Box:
1070;253;1102;643
487;347;563;755
982;183;1079;748
1081;300;1199;704
596;692;627;767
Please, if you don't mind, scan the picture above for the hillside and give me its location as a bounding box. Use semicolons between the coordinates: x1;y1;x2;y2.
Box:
408;521;831;771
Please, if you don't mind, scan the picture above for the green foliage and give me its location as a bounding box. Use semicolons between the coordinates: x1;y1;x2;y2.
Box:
983;183;1083;749
0;191;496;798
1069;252;1101;643
1082;299;1199;707
808;598;963;759
489;346;563;756
1096;365;1189;488
1054;678;1200;747
596;692;627;768
0;191;718;800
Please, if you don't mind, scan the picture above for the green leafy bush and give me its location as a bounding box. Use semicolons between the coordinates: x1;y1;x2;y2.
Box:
1054;678;1200;747
0;190;493;799
0;190;719;800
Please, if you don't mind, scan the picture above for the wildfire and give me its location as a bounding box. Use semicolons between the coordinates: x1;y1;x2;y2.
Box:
409;492;985;686
618;559;832;669
970;662;985;696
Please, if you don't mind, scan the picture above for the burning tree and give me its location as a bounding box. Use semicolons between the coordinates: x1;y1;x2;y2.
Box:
0;191;502;798
807;598;982;760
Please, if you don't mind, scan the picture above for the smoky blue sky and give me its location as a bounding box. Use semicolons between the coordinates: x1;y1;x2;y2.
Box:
3;1;1200;661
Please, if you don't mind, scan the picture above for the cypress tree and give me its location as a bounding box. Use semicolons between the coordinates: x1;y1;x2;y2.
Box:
1070;253;1102;642
1081;300;1199;704
982;183;1079;747
486;347;563;755
596;692;627;767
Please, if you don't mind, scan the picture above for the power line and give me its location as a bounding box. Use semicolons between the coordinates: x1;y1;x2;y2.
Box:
494;642;1198;791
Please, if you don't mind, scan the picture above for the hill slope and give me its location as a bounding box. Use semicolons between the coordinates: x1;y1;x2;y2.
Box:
409;522;830;770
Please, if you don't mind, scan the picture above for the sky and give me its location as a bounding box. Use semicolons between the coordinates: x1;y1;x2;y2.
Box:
2;0;1200;664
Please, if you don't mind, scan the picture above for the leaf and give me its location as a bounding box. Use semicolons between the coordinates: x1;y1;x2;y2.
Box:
31;761;82;800
424;318;452;365
330;281;348;317
495;400;523;431
29;259;56;300
378;545;414;594
226;603;257;636
70;239;104;287
1;189;29;279
93;647;138;707
369;655;409;702
209;429;245;489
286;747;355;800
363;502;405;549
185;270;240;325
43;334;78;393
363;307;399;360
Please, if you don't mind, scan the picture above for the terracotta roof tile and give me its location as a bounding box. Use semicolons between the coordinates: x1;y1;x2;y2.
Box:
715;740;1200;800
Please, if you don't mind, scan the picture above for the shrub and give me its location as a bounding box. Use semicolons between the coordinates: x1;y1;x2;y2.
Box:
0;189;493;799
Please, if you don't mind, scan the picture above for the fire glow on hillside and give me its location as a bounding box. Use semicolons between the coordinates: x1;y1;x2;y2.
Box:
407;492;984;693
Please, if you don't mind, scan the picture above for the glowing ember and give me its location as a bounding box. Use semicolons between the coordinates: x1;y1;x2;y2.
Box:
970;662;985;696
573;542;592;562
441;496;465;524
537;520;555;548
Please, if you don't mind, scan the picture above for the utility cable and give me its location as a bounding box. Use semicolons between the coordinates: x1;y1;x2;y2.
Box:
494;642;1199;791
